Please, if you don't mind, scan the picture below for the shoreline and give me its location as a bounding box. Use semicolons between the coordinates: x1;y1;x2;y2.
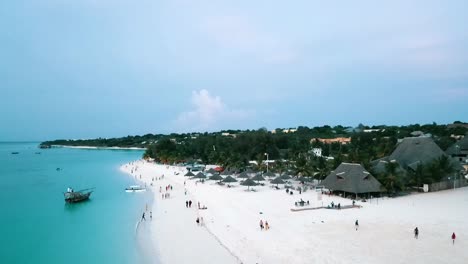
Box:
120;160;468;264
51;145;146;150
120;161;239;264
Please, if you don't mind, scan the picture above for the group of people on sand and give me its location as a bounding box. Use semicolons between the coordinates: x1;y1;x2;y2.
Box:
329;201;341;209
413;227;457;244
259;220;270;231
160;184;173;199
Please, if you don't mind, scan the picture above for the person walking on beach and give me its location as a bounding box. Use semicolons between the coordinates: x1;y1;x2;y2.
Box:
186;201;189;208
414;227;419;239
355;220;359;230
265;221;270;230
452;232;456;245
189;200;192;208
259;220;264;230
150;211;152;220
141;212;146;221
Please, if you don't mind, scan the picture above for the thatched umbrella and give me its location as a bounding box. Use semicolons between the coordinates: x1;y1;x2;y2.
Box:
221;169;233;176
237;171;249;179
241;178;257;190
206;168;217;174
251;174;265;183
245;168;256;176
280;174;292;180
193;172;206;179
222;175;237;183
271;177;285;186
184;171;195;177
298;176;313;182
263;171;275;178
209;174;223;181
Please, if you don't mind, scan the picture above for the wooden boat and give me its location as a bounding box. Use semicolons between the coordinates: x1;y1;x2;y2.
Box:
64;188;94;203
125;185;146;193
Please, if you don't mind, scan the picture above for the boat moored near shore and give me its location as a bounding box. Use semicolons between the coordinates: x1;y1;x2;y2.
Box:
64;188;94;203
125;185;146;192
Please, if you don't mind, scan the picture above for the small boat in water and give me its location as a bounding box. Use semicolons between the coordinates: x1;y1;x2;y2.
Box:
125;185;146;193
11;152;19;155
64;187;94;203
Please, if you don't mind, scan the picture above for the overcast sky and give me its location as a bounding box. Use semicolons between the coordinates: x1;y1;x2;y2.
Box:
1;0;467;141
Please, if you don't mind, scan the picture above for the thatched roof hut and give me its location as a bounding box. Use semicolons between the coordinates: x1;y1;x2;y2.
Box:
321;163;382;194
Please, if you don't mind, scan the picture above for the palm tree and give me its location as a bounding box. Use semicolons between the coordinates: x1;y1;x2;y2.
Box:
294;154;314;178
381;161;404;194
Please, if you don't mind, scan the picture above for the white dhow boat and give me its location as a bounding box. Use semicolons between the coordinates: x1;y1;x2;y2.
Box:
125;185;146;193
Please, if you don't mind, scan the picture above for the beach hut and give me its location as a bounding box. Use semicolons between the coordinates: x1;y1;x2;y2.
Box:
270;177;285;187
241;178;257;190
184;171;195;177
321;163;382;198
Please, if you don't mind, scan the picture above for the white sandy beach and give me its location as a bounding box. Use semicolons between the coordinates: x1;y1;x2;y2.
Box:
122;160;467;264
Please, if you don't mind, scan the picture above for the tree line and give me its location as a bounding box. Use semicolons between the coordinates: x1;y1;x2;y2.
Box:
41;122;467;193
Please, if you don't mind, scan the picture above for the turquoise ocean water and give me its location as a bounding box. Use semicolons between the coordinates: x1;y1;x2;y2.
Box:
0;142;157;264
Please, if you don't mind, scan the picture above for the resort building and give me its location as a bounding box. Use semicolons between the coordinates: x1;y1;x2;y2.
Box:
321;163;382;197
446;136;468;172
311;148;322;157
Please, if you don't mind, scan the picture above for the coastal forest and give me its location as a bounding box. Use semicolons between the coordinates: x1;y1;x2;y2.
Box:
41;122;467;193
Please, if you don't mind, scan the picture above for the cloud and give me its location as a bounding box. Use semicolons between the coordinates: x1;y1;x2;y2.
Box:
173;89;254;132
199;15;296;64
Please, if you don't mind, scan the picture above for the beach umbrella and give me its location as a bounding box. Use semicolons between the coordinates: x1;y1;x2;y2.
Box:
222;175;237;183
221;169;233;176
209;174;223;181
280;174;292;180
206;168;217;174
184;171;195;177
245;168;255;174
251;174;266;182
241;178;257;190
237;171;249;179
193;172;206;179
271;177;285;186
298;176;313;182
263;171;275;178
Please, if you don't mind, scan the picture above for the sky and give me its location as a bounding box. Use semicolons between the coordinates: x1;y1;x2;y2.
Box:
1;0;467;141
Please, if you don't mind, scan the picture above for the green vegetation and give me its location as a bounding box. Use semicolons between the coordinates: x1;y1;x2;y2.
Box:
41;122;467;191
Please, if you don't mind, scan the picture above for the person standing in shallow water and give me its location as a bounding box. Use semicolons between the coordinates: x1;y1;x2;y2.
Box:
414;227;419;239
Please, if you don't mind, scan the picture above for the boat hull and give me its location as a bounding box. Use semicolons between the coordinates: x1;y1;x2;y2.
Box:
125;188;146;193
64;191;92;203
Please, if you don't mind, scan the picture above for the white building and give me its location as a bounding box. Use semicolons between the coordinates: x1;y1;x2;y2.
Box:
311;148;322;157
